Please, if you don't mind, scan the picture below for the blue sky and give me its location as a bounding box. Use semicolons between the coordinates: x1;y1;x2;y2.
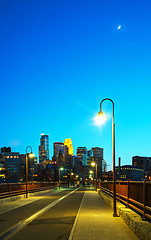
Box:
1;0;151;169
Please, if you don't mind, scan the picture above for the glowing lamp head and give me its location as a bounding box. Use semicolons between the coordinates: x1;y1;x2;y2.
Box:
60;167;64;171
91;162;96;167
29;152;34;158
90;170;93;174
94;111;107;126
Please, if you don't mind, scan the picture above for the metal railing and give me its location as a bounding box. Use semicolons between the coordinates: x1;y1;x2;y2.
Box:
99;180;151;220
0;182;58;199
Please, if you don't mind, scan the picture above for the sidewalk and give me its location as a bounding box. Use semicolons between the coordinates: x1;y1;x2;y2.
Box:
69;187;139;240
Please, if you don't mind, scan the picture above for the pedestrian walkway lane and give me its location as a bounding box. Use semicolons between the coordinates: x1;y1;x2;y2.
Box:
69;187;139;240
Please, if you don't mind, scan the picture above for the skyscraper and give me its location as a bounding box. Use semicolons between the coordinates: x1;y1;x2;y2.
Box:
77;147;87;165
87;149;93;166
92;147;103;178
92;147;103;159
39;134;49;164
53;142;65;158
64;138;73;155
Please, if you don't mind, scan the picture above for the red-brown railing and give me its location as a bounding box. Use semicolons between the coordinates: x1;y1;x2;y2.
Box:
0;182;58;199
99;180;151;220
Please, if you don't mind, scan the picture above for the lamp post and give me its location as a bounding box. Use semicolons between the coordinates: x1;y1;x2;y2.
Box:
91;162;97;191
98;98;117;217
26;146;34;198
59;167;64;189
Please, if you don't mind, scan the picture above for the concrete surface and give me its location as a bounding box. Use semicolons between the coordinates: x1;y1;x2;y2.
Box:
69;188;139;240
98;189;151;240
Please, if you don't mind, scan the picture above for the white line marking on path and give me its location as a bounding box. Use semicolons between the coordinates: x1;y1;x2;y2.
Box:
0;188;80;240
68;189;85;240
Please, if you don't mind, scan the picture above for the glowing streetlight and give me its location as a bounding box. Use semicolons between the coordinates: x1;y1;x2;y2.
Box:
97;98;117;217
26;146;34;198
94;111;107;126
91;162;97;191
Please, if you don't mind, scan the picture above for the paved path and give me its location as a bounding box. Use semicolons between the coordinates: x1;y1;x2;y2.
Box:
0;187;140;240
69;188;139;240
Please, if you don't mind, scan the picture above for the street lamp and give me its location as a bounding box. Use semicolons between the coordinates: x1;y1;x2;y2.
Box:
59;167;64;189
26;146;34;198
91;162;97;191
89;170;94;186
95;98;117;217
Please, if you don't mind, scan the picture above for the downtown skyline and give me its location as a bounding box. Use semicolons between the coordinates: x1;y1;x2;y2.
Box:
1;0;151;170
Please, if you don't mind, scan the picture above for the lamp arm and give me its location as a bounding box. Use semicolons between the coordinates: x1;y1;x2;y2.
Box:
26;146;32;154
100;98;114;121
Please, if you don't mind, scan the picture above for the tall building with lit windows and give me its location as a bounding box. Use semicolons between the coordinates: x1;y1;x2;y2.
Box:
39;134;49;164
92;147;103;178
53;142;65;158
77;147;87;165
1;147;20;179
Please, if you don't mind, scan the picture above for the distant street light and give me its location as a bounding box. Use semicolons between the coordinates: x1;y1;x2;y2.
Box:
26;146;34;198
96;98;117;217
89;170;94;186
91;162;97;191
59;167;64;189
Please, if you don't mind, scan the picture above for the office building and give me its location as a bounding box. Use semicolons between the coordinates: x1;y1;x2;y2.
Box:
132;156;151;177
1;147;11;153
115;165;144;181
92;147;103;159
87;149;93;166
77;147;87;165
19;154;37;180
0;154;6;180
64;138;73;155
91;147;103;178
53;142;65;157
2;151;20;179
39;134;49;164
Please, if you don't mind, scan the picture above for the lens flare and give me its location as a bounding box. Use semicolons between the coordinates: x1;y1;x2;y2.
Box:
93;112;107;126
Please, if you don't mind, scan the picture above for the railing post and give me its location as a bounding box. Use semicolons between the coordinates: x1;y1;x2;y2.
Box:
26;182;28;198
127;180;129;208
19;183;21;195
142;180;146;220
118;181;120;202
